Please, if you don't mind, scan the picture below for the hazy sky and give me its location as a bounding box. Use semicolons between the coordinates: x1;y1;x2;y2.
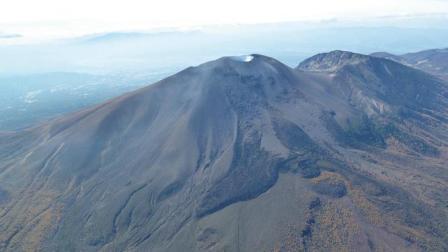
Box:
1;0;448;41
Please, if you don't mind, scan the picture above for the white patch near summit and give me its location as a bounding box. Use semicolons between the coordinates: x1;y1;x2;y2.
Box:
231;55;254;62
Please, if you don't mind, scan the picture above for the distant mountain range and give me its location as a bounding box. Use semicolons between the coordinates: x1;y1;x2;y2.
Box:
0;49;448;251
371;48;448;80
3;23;448;75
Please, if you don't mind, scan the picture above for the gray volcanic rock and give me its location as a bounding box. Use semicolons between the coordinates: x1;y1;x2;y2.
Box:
297;50;373;72
0;53;448;251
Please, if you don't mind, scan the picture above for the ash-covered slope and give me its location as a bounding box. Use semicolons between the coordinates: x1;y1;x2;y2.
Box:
1;53;448;251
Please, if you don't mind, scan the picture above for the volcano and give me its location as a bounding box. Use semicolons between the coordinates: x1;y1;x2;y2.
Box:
1;52;448;251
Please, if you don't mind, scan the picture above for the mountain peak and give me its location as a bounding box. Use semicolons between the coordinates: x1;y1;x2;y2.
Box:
297;50;372;72
187;54;293;81
207;54;281;67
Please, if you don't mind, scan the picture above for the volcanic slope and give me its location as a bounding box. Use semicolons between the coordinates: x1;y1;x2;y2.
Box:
1;52;448;251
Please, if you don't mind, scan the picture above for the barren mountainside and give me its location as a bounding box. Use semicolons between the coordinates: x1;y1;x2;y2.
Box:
371;48;448;81
0;52;448;251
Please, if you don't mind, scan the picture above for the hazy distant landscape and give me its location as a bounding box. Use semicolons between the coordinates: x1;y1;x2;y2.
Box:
3;19;448;75
2;18;448;130
0;72;171;130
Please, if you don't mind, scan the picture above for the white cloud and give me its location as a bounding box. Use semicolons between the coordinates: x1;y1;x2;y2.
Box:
0;32;22;39
0;0;447;40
